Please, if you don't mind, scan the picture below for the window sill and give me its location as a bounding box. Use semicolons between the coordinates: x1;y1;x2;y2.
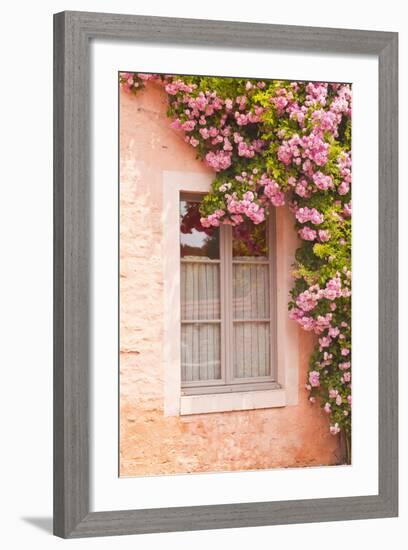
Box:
179;388;286;415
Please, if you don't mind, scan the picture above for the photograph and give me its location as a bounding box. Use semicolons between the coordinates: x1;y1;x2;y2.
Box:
119;72;352;477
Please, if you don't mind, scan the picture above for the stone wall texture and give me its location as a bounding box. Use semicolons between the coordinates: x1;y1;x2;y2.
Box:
119;83;340;476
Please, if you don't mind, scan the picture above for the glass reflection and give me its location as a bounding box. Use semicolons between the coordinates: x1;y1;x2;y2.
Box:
180;199;220;259
232;219;268;258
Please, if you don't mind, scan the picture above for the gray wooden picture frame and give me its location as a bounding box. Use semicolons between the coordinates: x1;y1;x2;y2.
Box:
53;10;398;538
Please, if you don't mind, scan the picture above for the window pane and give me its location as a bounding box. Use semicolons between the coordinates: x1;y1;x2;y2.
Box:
232;218;271;379
181;262;220;320
180;200;220;259
232;219;268;258
233;263;270;320
181;323;221;381
233;322;270;378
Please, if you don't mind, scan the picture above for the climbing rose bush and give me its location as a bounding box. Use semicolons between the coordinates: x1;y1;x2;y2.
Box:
120;72;352;461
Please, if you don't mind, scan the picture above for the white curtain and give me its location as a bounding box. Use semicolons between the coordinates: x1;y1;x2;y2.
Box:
180;260;270;382
233;262;270;378
181;262;221;381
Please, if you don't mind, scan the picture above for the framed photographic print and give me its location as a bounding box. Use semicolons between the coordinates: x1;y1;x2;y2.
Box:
53;11;398;538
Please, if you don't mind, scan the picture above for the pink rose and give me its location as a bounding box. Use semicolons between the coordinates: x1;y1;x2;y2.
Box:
338;181;350;195
298;226;317;241
319;336;332;348
308;370;320;388
318;230;330;242
330;423;341;435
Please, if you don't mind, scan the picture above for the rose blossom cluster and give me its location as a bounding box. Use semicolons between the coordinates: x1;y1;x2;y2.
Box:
291;205;338;244
289;275;351;332
200;185;265;227
271;83;351;210
226;191;265;224
289;266;352;437
120;74;352;450
163;81;270;174
295;207;324;225
204;150;233;171
263;178;285;207
199;169;287;227
278;132;330;168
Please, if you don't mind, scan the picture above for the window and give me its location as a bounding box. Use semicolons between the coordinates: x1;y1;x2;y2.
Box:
179;193;278;396
162;171;297;416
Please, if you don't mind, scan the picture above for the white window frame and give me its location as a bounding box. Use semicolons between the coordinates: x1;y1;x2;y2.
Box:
163;171;299;416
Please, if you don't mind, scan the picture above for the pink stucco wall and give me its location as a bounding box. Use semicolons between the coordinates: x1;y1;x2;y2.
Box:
119;82;340;476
